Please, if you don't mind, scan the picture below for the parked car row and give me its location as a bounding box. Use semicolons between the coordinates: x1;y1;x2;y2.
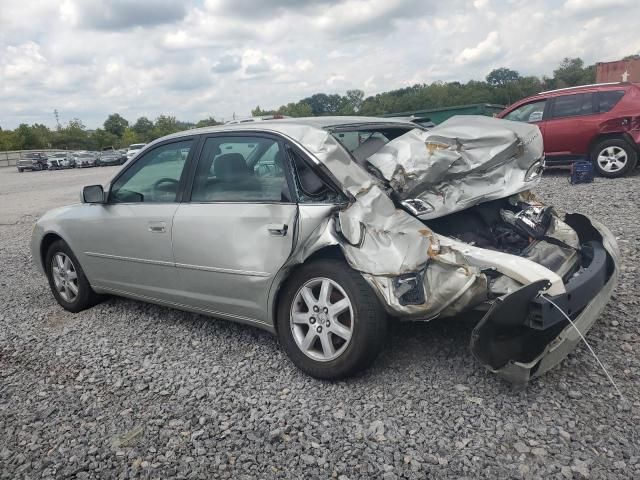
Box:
16;145;146;172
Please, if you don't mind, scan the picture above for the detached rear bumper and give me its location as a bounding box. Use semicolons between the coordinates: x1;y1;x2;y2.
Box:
471;215;619;386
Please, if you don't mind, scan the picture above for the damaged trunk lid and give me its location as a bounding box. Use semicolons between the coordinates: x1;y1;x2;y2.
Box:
364;115;545;219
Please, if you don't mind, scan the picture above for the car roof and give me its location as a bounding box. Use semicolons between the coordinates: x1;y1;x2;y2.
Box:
533;82;634;98
162;116;416;141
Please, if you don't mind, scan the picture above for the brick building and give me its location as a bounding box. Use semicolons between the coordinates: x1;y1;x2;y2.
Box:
596;58;640;83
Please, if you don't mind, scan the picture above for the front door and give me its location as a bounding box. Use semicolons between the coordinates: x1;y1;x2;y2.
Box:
502;98;548;138
73;139;195;301
171;133;297;325
541;92;597;159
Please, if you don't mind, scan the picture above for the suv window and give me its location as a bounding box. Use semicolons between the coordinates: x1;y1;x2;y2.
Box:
191;136;289;202
551;93;595;119
598;90;626;113
503;100;547;123
110;140;192;203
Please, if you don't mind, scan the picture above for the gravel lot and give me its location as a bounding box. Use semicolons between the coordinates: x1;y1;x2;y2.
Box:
1;166;639;479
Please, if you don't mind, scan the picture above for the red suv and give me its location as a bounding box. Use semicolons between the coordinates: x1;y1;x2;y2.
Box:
497;82;640;178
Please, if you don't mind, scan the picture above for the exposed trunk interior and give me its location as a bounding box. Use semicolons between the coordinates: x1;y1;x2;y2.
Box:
422;198;580;280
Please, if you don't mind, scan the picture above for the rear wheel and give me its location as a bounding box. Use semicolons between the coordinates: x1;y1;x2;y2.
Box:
45;240;101;312
18;168;23;173
277;259;387;379
591;138;637;178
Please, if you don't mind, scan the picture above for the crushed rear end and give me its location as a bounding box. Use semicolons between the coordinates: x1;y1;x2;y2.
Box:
292;115;619;385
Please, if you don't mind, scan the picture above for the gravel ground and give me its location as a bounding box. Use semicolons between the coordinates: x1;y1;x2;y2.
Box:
0;166;639;479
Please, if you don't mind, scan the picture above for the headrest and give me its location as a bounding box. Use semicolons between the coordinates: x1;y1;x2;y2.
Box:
351;137;387;164
214;153;249;180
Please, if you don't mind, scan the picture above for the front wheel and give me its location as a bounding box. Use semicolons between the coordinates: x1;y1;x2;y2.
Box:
277;259;387;379
45;240;102;312
591;139;637;178
18;168;24;173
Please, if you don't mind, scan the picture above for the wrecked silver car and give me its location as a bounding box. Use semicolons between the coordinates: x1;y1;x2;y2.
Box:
31;116;618;384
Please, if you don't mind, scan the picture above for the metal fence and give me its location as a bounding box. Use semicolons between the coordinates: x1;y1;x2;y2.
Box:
0;150;66;168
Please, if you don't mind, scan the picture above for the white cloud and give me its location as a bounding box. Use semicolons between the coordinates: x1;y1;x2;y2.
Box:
456;31;503;65
563;0;633;14
1;0;640;128
2;42;48;79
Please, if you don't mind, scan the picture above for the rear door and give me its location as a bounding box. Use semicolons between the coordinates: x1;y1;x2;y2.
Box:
543;92;598;159
171;132;297;326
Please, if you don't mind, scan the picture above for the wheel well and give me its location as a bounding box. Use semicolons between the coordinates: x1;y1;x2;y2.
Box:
40;233;63;270
588;133;636;156
271;246;347;334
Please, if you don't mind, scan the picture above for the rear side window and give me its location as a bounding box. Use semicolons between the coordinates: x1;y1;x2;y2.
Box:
190;136;289;202
551;93;595;119
598;90;626;113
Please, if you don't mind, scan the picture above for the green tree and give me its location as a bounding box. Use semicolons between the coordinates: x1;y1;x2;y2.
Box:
104;113;129;138
279;102;313;117
91;129;119;150
132;116;154;140
486;68;521;87
14;123;52;149
152;115;181;139
340;89;365;114
121;128;141;147
0;129;19;151
195;116;221;128
552;58;594;87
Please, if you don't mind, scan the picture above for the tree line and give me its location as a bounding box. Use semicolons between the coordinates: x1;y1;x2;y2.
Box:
0;56;618;151
253;57;598;117
0;114;221;152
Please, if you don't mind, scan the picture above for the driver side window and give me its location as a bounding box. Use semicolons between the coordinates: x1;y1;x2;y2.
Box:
504;100;547;123
110;140;193;203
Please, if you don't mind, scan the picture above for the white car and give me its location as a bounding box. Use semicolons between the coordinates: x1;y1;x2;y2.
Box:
126;143;147;160
47;152;75;169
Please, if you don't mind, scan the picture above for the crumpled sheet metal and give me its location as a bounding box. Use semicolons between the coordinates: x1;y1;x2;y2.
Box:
366;115;544;220
286;122;489;317
287;125;434;276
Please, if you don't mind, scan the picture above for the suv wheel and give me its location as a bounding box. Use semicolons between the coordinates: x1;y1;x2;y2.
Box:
45;240;101;313
18;168;23;173
591;139;638;178
277;259;387;379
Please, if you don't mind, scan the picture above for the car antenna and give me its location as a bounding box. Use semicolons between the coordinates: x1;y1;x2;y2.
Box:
538;293;627;405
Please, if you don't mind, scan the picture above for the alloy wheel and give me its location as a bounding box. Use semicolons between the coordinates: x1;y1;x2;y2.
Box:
597;146;628;173
290;277;354;362
51;252;79;303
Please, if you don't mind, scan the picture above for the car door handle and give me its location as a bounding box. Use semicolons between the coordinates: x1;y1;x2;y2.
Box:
267;223;288;236
148;221;166;233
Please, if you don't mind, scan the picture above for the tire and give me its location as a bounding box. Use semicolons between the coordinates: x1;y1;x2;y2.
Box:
277;259;387;379
45;239;101;313
591;138;637;178
18;168;23;173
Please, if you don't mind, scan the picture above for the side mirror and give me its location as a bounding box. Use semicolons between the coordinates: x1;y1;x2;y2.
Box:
82;185;105;204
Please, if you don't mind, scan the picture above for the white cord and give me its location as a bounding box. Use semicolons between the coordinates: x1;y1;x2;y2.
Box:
539;294;626;402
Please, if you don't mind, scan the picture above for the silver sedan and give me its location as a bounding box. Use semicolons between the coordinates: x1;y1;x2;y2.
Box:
31;116;618;384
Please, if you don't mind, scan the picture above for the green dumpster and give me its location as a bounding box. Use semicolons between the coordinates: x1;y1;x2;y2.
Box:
383;103;505;125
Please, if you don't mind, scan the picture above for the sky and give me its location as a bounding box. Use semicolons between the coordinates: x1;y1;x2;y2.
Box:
1;0;639;129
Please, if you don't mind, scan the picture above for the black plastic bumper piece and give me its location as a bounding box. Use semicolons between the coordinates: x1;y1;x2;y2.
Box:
526;240;608;330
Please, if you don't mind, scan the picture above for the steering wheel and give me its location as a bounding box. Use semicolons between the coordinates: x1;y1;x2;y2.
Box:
152;178;179;198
